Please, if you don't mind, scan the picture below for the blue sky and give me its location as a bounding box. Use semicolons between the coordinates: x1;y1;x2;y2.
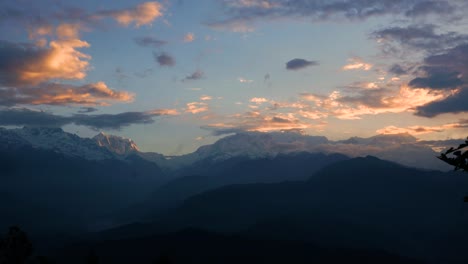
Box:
1;0;468;154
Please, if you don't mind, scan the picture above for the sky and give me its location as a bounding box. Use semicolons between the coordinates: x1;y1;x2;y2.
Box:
1;0;468;155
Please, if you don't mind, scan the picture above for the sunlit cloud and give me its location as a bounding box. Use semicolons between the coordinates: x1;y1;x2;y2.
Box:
239;77;254;83
250;97;268;104
203;111;316;135
0;82;134;107
184;32;195;42
376;123;465;136
0;39;90;87
97;2;164;27
186;102;209;114
200;95;213;101
299;84;453;120
342;57;373;71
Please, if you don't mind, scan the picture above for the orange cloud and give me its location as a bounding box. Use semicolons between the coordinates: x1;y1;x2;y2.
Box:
186;102;209;114
184;32;195;42
342;57;373;71
200;95;213;101
204;111;316;134
376;123;464;135
300;85;454;120
28;82;134;106
0;38;91;87
250;97;268;104
147;108;179;116
106;2;163;27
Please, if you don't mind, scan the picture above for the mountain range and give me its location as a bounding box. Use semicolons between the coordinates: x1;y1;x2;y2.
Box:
0;126;466;263
0;126;452;170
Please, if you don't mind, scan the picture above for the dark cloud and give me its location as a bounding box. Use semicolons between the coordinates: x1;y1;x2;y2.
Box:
286;58;318;71
182;69;204;81
134;36;167;48
0;40;50;87
73;112;155;130
211;0;461;30
389;64;407;75
0;108;177;130
409;69;463;89
409;43;468;117
415;88;468;117
408;44;468;90
0;108;69;127
78;107;98;113
372;24;468;52
154;52;175;67
404;1;455;17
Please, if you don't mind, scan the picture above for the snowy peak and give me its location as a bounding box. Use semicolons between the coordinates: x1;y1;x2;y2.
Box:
93;132;139;155
0;126;115;160
193;131;329;160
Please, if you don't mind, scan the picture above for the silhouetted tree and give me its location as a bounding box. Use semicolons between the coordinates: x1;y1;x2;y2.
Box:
438;137;468;202
0;226;33;264
438;137;468;172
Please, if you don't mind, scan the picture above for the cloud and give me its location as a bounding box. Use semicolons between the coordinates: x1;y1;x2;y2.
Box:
78;107;98;113
408;44;468;117
299;84;451;120
286;58;319;71
0;107;178;130
409;70;463;89
184;32;195;42
342;57;372;71
206;20;255;33
0;39;90;87
96;2;163;27
376;123;465;136
415;89;468;117
250;97;268;104
200;95;212;101
238;77;254;83
202;111;315;135
182;69;204;81
154;52;175;67
211;0;462;31
134;36;167;48
389;64;408;75
185;102;208;114
373;24;468;52
0;81;134;107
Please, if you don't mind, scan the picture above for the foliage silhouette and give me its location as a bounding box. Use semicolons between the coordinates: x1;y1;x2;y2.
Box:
438;137;468;202
437;137;468;172
0;226;33;264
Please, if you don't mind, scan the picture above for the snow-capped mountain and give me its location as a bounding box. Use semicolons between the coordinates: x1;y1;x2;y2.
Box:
176;132;449;171
190;132;329;161
0;127;451;170
93;132;139;155
0;126;116;160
